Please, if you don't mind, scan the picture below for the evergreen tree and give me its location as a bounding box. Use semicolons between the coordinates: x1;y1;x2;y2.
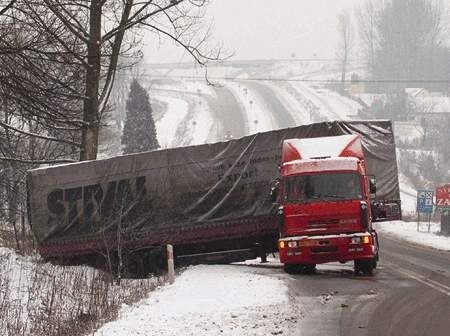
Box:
121;79;159;154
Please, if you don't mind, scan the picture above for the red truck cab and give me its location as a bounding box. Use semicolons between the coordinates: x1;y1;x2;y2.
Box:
275;134;379;275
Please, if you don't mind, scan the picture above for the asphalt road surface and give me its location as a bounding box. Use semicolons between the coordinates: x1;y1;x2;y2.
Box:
243;80;296;129
210;85;247;140
280;232;450;336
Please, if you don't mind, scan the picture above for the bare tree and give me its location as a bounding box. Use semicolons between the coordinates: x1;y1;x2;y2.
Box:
0;3;84;161
1;3;83;245
2;0;224;161
355;0;380;78
0;1;224;246
336;10;353;85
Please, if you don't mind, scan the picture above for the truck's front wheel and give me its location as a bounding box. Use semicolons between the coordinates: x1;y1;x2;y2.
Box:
283;263;297;274
283;263;316;274
372;252;379;269
354;259;374;275
301;264;316;274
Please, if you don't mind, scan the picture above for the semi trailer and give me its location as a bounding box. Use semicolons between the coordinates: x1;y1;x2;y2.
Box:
27;120;400;274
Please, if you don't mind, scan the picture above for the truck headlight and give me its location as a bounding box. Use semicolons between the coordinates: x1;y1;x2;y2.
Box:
287;241;298;248
350;235;371;244
351;237;361;244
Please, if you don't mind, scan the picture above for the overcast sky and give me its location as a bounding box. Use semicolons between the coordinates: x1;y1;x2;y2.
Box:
143;0;359;64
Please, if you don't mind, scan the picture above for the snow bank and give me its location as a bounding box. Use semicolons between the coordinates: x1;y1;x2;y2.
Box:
95;264;301;336
375;220;450;251
394;121;423;142
0;247;160;335
397;171;418;216
0;247;36;322
154;96;189;148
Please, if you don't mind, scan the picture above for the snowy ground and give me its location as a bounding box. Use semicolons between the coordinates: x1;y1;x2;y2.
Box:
94;218;450;335
3;220;444;336
0;246;162;336
95;264;302;336
398;172;418;216
375;220;450;251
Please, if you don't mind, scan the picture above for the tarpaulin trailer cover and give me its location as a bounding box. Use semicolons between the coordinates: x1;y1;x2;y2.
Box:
27;120;400;257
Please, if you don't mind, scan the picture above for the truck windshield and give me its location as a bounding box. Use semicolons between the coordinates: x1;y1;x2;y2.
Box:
282;173;362;203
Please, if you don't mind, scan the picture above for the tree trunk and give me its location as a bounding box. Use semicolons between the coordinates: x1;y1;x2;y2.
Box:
81;0;102;161
6;165;20;250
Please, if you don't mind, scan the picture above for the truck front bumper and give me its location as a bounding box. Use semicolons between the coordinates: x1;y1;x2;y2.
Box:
278;232;376;265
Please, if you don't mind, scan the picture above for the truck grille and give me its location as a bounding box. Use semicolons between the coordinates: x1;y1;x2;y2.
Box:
311;246;338;253
308;219;340;227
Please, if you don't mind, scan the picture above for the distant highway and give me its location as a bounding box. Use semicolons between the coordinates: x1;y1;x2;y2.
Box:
242;80;296;130
210;86;247;140
150;85;247;142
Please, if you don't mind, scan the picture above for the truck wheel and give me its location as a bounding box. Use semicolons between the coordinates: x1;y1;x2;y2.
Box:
301;264;316;274
283;264;298;274
372;254;378;269
284;264;317;275
354;260;374;276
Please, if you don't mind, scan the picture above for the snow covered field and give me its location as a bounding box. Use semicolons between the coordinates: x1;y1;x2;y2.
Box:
95;265;301;336
398;172;418;215
0;247;162;336
375;221;450;251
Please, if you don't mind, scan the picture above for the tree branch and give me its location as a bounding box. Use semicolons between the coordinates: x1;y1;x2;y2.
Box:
102;0;187;42
0;157;76;164
0;121;81;147
0;0;17;17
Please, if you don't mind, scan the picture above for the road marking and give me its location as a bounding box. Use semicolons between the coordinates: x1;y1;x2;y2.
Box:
392;266;450;297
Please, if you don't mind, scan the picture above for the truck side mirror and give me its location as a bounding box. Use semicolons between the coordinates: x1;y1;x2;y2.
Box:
269;179;280;204
270;187;277;203
369;176;377;194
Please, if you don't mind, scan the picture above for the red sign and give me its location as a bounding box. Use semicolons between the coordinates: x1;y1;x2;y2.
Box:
436;184;450;208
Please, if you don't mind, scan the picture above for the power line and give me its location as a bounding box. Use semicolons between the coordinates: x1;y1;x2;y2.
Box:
142;58;365;67
139;74;450;84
